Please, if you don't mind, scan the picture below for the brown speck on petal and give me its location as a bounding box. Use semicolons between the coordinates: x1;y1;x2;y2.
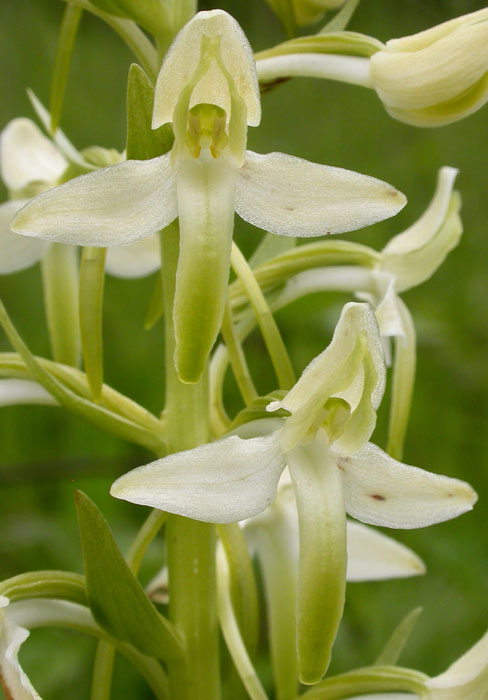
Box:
370;494;386;501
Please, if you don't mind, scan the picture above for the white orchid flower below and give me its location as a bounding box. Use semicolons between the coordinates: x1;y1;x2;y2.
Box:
0;118;160;279
0;379;57;407
11;9;406;383
243;470;425;699
0;596;41;700
111;301;476;683
341;625;488;699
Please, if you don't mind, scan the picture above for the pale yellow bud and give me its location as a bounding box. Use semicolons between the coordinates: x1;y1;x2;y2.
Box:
370;8;488;126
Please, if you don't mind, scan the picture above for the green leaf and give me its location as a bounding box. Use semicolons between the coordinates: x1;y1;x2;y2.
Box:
75;491;183;661
50;2;83;133
90;0;172;49
375;607;422;666
126;63;174;161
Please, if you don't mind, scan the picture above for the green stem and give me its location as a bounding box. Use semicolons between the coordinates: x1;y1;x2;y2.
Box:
299;665;428;699
161;224;221;700
230;243;295;391
41;243;81;367
71;0;159;81
126;509;168;574
220;299;258;406
90;642;116;700
79;246;107;400
50;2;83;133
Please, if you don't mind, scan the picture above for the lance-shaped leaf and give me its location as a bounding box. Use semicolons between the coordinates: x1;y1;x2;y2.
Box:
126;63;174;162
75;491;183;660
337;442;477;529
288;434;347;684
111;430;287;523
0;596;42;700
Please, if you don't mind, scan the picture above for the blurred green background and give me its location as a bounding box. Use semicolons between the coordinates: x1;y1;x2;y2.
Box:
1;0;488;697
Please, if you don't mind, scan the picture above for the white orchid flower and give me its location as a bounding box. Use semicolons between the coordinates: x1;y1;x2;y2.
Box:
0;379;57;407
0;596;42;700
111;301;476;683
256;8;488;127
11;9;406;383
0;118;160;279
341;626;488;699
266;166;461;457
243;470;425;700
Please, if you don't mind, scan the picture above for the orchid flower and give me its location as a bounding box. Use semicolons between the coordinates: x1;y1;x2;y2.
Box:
0;118;160;279
11;9;406;383
243;470;425;699
111;301;476;683
0;596;41;700
340;626;488;699
255;8;488;127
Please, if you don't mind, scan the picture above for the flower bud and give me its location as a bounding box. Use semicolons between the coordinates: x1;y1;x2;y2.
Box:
369;8;488;126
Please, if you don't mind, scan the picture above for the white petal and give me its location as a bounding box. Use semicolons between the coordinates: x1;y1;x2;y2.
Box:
0;118;67;191
427;628;488;698
269;302;385;452
346;521;425;581
105;234;161;278
370;23;488;111
153;10;260;128
0;200;49;273
0;596;42;699
12;154;177;246
256;54;373;88
111;430;287;523
338;442;477;529
384;167;458;256
0;379;57;407
235;150;406;237
342;696;416;699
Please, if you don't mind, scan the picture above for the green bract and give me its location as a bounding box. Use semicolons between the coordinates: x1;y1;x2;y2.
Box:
11;9;406;384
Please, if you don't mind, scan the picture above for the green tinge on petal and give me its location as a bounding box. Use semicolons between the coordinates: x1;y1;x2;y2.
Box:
269;302;384;452
288;435;347;684
174;155;236;383
153;9;260;129
384;192;462;294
